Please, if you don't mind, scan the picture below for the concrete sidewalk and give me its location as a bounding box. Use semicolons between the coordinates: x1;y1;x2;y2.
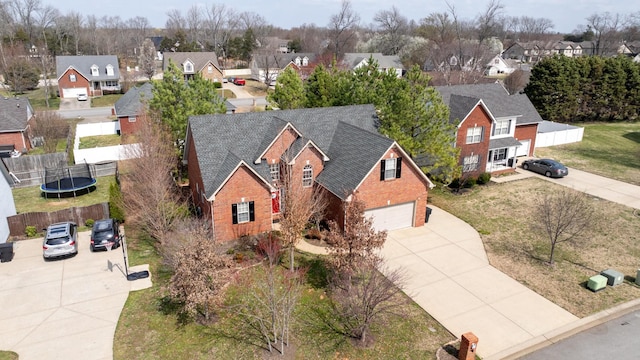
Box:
0;233;151;360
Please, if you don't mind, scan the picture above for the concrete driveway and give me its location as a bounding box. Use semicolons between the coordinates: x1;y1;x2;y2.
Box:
380;206;579;359
494;166;640;210
0;232;151;360
59;97;91;111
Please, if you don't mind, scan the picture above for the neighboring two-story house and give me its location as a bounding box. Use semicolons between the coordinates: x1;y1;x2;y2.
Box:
184;104;433;241
436;83;542;177
0;97;34;153
250;53;318;83
163;52;223;82
56;55;121;98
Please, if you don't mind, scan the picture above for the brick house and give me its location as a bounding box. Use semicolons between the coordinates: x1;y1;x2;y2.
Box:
113;83;153;136
56;55;121;98
0;97;34;154
163;52;223;82
436;83;542;177
184;104;433;242
250;53;320;83
114;82;236;136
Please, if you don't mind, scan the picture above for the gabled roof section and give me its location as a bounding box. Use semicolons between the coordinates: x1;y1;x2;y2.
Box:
341;53;404;71
448;94;482;125
56;55;120;80
163;52;221;72
435;82;543;125
0;97;33;132
252;53;318;69
188;105;383;199
254;118;301;164
208;154;273;200
114;83;153;117
283;137;330;164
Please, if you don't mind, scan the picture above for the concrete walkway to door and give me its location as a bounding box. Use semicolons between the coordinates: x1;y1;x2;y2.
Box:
379;206;579;359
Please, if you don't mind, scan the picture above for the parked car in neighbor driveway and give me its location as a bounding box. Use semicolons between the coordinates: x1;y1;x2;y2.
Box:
77;93;88;101
90;218;121;251
522;158;568;178
43;222;78;259
233;78;246;86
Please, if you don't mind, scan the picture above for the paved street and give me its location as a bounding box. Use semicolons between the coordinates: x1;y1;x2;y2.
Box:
521;309;640;360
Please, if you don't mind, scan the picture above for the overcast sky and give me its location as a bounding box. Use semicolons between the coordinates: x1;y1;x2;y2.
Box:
45;0;633;34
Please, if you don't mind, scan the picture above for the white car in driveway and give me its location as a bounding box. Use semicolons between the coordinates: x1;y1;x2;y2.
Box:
77;93;88;101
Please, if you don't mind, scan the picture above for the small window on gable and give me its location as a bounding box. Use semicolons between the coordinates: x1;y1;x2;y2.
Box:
69;74;76;82
91;65;99;76
106;64;114;76
207;65;213;73
128;116;136;123
269;163;280;182
302;165;313;187
466;127;483;144
380;157;402;181
232;201;254;224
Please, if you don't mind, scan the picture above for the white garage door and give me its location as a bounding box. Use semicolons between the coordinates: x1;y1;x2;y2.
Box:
516;139;530;157
364;202;414;232
62;88;87;98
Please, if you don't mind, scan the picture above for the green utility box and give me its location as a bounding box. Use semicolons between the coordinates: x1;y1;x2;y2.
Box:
600;269;624;286
587;274;607;292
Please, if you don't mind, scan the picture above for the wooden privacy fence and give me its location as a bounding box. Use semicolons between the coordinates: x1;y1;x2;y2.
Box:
7;202;109;237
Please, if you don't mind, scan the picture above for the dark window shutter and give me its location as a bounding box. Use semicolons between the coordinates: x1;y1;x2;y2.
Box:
396;158;402;178
249;201;255;222
232;203;238;224
380;159;386;180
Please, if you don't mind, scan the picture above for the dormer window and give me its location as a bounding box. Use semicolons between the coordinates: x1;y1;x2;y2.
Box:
90;65;99;76
184;61;194;73
302;57;309;66
106;64;114;76
295;57;301;66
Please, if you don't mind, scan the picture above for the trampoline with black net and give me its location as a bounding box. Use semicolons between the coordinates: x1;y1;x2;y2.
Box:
40;162;97;198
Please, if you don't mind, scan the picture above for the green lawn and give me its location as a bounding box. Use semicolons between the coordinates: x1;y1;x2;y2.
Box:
91;94;122;107
535;122;640;186
79;134;121;149
1;87;61;110
11;176;115;214
114;236;454;359
0;351;19;360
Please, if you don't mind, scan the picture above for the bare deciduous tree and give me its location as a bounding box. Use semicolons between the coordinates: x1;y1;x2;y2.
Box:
168;218;234;322
122;110;186;245
373;6;409;55
325;196;386;272
503;69;529;94
532;189;596;265
328;258;408;344
138;38;156;80
31;111;68;153
586;12;623;56
328;0;360;57
232;233;305;355
278;156;327;272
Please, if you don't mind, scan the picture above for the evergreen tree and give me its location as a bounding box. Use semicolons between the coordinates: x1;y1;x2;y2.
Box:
304;64;335;108
266;67;305;109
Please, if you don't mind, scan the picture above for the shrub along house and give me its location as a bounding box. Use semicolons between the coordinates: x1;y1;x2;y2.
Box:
435;82;542;178
184;104;434;242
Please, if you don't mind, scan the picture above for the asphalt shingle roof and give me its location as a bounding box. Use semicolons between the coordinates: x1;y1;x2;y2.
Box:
489;137;521;150
55;55;120;81
0;97;33;132
448;94;481;124
341;53;404;71
188;105;391;200
435;82;543;125
163;52;221;72
252;53;318;69
114;83;153;117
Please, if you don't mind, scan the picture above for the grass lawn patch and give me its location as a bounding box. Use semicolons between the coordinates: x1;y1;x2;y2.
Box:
79;134;121;148
91;94;123;107
11;175;115;214
429;179;640;318
114;237;454;359
0;351;19;360
535;122;640;186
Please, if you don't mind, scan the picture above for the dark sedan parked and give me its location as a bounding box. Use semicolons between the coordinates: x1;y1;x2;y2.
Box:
522;158;568;178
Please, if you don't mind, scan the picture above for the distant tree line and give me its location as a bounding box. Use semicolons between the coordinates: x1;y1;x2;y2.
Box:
525;55;640;122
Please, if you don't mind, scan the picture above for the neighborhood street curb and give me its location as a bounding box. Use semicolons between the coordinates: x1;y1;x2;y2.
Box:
485;296;640;360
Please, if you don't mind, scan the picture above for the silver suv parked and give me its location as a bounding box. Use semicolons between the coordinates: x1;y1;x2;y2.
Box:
43;222;78;260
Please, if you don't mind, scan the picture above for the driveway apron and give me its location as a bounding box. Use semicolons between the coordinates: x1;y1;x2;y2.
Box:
381;206;578;359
